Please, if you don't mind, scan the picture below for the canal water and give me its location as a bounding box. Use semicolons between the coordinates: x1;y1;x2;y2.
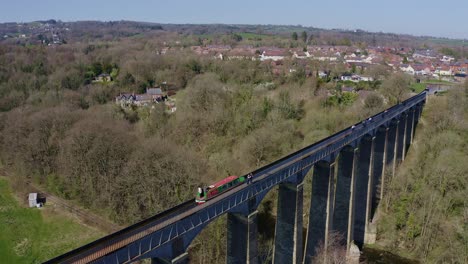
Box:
425;84;453;95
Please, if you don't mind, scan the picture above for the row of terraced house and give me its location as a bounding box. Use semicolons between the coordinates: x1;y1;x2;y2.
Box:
115;88;177;112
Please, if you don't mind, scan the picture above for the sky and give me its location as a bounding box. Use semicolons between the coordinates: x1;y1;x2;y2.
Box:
1;0;467;39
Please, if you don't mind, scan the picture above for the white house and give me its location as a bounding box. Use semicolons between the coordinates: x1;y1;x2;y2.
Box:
363;56;373;64
115;93;136;107
340;74;373;82
345;53;357;59
293;51;309;59
309;51;339;61
435;66;453;76
341;74;353;81
260;50;288;61
345;57;363;63
318;71;328;79
441;56;455;63
413;65;432;76
314;56;338;61
400;64;415;75
360;76;374;82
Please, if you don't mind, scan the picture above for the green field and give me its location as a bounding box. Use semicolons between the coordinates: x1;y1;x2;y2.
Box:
425;37;467;47
410;83;427;93
0;178;104;263
423;79;456;85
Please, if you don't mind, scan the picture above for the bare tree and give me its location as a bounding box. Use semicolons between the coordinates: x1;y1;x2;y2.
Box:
381;73;413;104
312;231;348;264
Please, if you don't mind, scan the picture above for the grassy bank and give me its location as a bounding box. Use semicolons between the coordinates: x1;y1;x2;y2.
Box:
0;178;104;263
410;83;426;93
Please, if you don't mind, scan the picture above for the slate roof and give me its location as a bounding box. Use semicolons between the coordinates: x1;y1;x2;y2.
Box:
147;88;163;95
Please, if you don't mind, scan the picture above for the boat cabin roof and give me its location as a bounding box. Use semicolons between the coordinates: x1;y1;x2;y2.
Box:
208;175;239;189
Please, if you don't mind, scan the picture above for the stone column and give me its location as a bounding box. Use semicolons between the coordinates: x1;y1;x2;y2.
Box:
227;211;258;264
405;109;415;152
151;253;189;264
414;106;420;123
386;120;399;180
353;136;374;249
396;114;408;163
247;211;258;264
273;182;304;264
370;127;388;219
332;146;358;249
304;161;336;263
414;105;420;134
418;102;424;120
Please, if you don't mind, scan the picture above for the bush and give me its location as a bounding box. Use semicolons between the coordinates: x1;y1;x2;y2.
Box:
323;92;357;107
364;93;384;109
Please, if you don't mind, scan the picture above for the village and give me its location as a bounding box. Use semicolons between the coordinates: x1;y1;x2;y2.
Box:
111;43;466;111
189;44;467;80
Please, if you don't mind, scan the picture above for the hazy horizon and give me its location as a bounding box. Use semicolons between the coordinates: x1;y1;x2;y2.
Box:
1;0;468;40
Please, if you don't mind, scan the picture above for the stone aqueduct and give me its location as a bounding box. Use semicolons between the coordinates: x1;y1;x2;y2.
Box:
47;92;426;264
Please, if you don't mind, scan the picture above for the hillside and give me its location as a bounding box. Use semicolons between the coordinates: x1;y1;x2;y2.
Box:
377;87;468;263
1;20;467;49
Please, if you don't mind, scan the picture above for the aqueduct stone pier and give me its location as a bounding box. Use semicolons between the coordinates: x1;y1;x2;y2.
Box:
46;92;426;264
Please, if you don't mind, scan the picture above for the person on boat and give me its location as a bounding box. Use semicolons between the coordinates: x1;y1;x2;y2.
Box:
247;173;254;184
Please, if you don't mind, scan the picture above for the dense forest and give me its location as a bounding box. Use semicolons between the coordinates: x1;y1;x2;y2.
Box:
0;39;389;223
0;25;466;263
